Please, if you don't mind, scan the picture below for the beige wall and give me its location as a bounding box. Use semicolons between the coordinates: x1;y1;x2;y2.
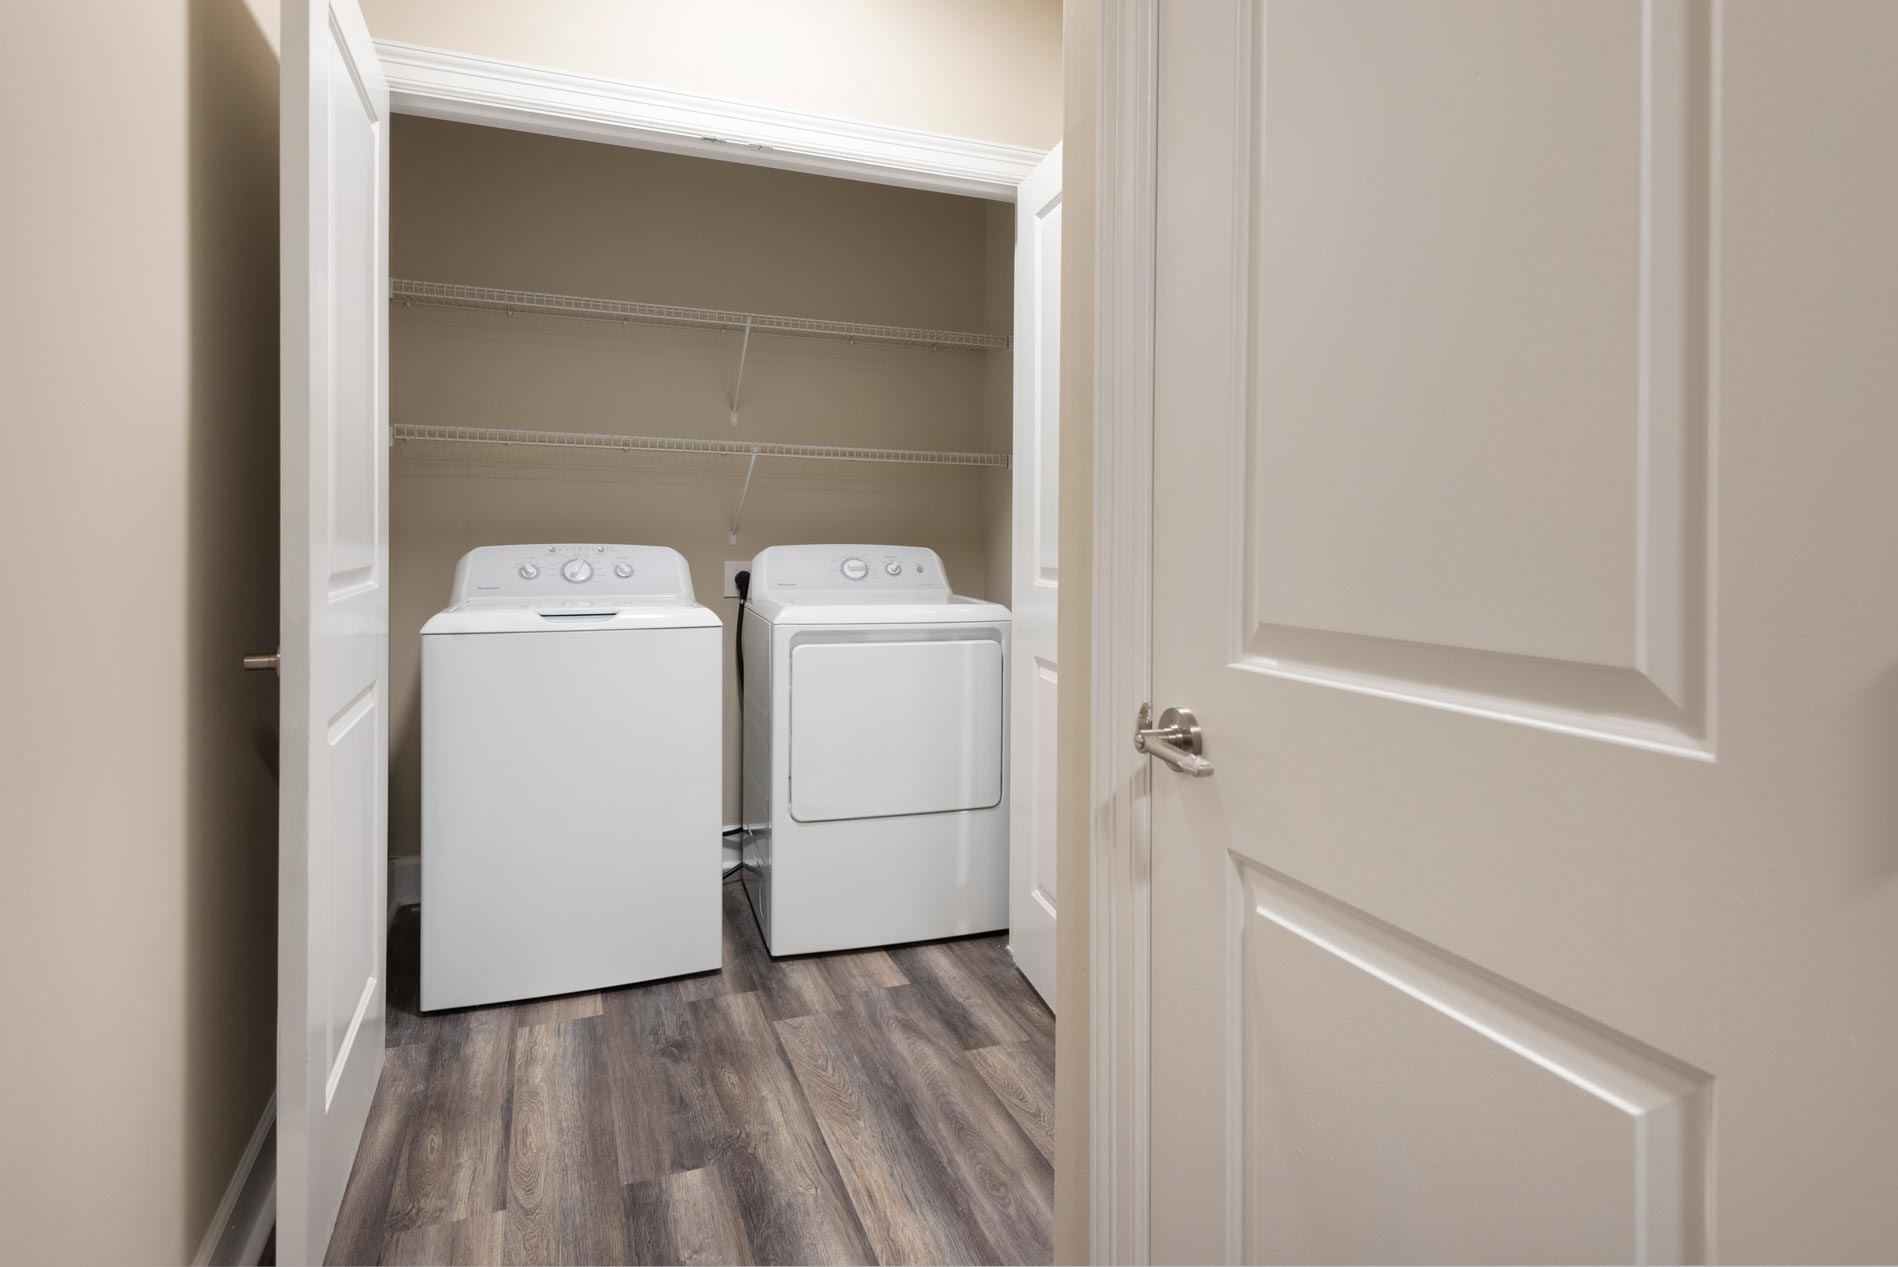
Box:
1054;0;1098;1261
0;1;281;1262
359;0;1063;150
389;118;1012;848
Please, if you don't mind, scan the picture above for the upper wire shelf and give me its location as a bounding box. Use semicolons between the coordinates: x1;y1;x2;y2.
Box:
392;424;1010;468
391;279;1011;352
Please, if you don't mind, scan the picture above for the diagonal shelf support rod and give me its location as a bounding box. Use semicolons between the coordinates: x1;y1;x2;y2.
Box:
730;446;762;545
730;316;752;426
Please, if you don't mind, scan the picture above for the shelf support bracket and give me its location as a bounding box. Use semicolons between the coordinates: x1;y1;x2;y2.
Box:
730;446;761;545
729;316;753;426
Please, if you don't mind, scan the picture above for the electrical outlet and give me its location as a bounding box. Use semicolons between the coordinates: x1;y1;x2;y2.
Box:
723;560;750;599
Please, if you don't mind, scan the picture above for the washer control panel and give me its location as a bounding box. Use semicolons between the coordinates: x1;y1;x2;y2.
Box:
449;544;696;603
748;544;951;597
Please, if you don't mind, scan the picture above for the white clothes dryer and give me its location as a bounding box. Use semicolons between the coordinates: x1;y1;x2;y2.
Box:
421;544;721;1010
740;544;1010;955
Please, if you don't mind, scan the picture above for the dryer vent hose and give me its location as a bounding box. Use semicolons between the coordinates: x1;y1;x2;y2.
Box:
733;568;751;856
734;569;751;692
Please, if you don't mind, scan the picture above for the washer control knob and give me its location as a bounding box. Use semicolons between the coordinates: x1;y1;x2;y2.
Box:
885;561;903;576
613;561;635;579
840;557;870;581
561;558;594;584
518;562;540;579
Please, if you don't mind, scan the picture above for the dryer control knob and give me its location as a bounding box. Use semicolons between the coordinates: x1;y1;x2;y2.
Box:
840;557;869;581
613;561;635;579
885;561;903;576
561;558;594;583
518;563;540;579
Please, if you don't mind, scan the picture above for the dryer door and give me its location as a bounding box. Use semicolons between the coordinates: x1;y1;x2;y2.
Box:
790;637;1004;822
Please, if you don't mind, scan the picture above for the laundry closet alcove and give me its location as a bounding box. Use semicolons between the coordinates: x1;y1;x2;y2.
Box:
385;116;1018;858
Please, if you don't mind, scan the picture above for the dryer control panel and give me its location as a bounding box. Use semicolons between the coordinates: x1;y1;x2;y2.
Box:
448;544;696;602
747;544;952;598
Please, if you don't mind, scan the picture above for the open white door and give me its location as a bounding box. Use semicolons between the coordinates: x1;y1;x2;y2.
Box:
1136;1;1898;1262
1009;144;1062;1008
278;1;390;1263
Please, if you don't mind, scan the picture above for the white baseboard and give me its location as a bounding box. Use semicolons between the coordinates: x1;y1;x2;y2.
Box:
390;828;741;917
194;1092;276;1266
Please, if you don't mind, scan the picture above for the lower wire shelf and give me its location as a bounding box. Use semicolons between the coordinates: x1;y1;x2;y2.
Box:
391;422;1011;544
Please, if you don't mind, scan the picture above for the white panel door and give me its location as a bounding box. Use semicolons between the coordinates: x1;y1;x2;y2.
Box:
1010;144;1062;1008
278;1;390;1263
1146;2;1898;1263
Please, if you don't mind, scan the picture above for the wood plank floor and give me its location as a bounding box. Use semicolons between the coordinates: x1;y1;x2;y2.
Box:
327;880;1054;1266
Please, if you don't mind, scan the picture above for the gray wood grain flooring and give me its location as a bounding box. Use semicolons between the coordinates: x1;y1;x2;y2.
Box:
327;881;1053;1266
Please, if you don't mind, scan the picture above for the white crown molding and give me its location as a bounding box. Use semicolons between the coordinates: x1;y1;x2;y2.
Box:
374;40;1044;202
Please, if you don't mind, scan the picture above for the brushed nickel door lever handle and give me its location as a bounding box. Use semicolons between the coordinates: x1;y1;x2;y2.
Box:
1136;703;1215;777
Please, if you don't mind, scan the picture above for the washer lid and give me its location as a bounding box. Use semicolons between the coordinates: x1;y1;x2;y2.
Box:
423;597;721;635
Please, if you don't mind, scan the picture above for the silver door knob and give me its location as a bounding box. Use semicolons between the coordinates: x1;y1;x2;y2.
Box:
1136;703;1215;777
243;650;281;673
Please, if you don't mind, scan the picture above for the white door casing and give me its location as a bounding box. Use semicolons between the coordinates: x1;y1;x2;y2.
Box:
1011;144;1063;1009
1131;1;1898;1264
278;2;391;1263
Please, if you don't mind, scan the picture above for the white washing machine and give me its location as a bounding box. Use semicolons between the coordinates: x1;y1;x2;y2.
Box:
421;544;721;1010
740;544;1010;956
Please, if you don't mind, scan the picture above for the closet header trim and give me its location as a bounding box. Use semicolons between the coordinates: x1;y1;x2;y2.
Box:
375;40;1046;202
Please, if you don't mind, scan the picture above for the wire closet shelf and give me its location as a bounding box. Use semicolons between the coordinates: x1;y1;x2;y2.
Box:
392;424;1009;468
394;424;1009;545
391;279;1012;351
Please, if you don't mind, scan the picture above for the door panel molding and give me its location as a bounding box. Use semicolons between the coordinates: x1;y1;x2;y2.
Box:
1031;657;1059;915
1011;144;1064;1010
1227;0;1716;759
1233;855;1713;1264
